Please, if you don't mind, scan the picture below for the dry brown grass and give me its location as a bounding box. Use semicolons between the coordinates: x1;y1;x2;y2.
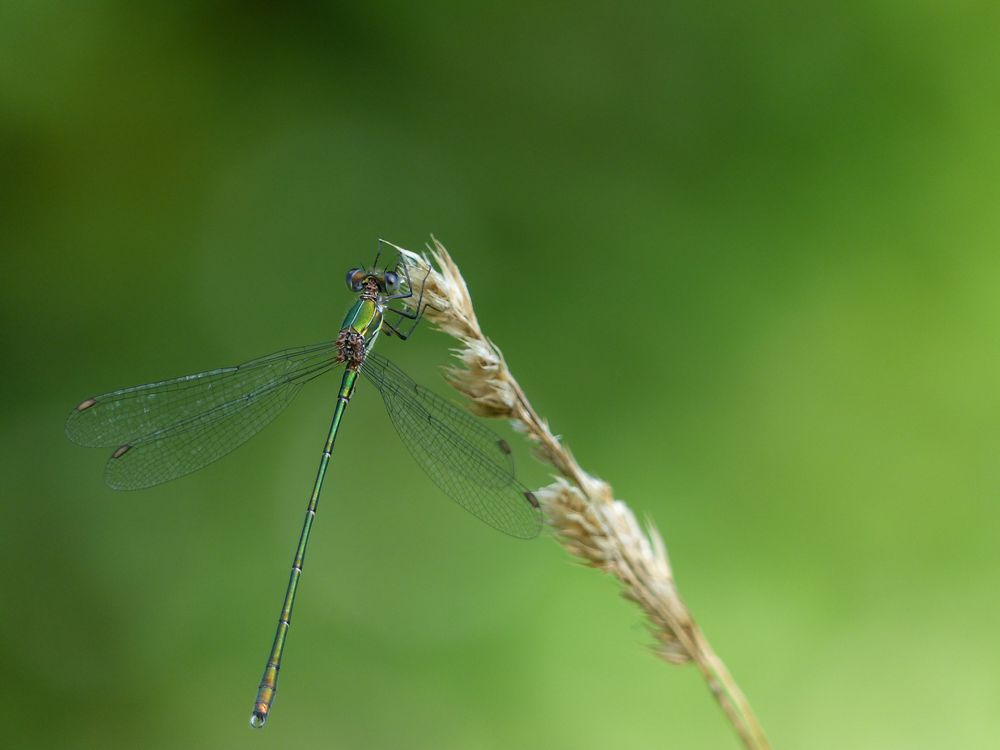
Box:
391;237;771;750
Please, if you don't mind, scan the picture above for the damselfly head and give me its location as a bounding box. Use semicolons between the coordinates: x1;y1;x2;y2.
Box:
345;267;401;294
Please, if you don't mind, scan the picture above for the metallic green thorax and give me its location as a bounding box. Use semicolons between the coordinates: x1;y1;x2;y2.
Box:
341;298;383;339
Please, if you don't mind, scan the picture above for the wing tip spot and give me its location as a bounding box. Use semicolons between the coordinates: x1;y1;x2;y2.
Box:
498;439;511;455
76;398;97;411
524;490;540;509
111;444;132;459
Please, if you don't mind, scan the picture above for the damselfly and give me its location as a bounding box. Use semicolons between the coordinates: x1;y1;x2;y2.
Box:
65;240;542;728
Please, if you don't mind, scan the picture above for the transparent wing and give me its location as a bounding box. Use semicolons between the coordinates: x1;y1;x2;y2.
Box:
66;342;339;489
360;350;541;539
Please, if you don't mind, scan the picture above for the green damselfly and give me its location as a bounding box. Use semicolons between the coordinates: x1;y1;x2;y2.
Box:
65;240;541;728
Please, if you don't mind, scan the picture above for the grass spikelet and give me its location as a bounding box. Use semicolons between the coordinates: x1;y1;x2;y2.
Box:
387;237;771;750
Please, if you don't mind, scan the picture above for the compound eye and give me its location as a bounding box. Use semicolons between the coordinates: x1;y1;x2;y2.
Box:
346;268;365;291
384;270;400;292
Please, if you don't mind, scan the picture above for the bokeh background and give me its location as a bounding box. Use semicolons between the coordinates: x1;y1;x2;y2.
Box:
3;3;999;748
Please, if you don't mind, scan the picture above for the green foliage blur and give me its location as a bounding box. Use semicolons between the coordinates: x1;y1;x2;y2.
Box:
3;3;999;748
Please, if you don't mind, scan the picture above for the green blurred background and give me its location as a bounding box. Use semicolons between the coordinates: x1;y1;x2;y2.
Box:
3;2;999;748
